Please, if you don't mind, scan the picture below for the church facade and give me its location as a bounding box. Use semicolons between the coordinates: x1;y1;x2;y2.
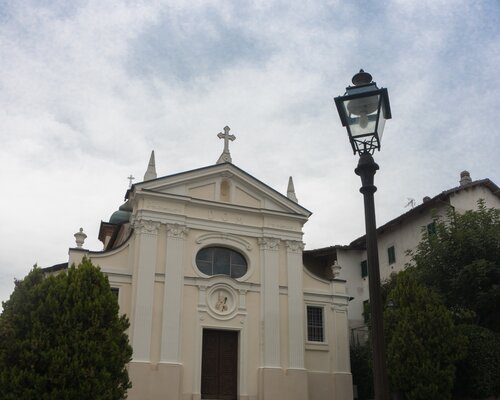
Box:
67;128;353;400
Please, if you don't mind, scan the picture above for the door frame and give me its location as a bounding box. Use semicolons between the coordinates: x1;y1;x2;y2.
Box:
201;329;239;399
194;324;247;399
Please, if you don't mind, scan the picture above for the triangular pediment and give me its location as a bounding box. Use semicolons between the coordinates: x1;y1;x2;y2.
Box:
129;163;311;217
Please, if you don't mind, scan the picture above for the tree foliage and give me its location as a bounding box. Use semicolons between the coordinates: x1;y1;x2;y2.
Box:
350;343;374;400
384;270;466;400
353;202;500;399
454;324;500;399
0;258;132;400
410;201;500;331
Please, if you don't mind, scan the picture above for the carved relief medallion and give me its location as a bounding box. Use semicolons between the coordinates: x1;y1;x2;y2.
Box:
206;285;237;319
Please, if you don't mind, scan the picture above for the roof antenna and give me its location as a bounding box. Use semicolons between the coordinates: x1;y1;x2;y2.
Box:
405;198;416;209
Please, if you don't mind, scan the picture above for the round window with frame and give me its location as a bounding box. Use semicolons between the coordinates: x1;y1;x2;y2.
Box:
195;246;248;279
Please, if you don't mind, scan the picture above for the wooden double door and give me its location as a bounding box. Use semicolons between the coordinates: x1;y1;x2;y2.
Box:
201;329;238;400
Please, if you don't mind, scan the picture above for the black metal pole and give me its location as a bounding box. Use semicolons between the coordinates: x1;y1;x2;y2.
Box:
355;152;390;400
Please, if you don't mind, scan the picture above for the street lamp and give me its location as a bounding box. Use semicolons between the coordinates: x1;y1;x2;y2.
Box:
335;70;392;400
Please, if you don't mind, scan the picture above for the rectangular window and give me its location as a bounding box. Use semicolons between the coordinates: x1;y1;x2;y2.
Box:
361;260;368;278
307;306;324;342
387;246;396;264
427;222;436;236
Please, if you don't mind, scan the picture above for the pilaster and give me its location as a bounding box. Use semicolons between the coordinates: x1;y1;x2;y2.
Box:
285;240;305;369
258;237;281;368
132;219;161;362
331;302;350;373
160;223;190;362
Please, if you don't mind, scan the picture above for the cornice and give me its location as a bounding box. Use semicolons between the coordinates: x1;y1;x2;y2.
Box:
133;186;310;221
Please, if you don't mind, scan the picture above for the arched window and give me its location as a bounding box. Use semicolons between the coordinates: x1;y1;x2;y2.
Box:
195;247;247;278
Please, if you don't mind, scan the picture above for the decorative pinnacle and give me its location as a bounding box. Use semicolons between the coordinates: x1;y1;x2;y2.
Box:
216;126;236;164
74;228;87;248
331;260;342;278
287;176;298;202
352;69;373;86
144;150;157;181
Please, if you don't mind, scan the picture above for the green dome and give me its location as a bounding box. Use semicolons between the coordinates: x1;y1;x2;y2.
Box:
109;201;132;224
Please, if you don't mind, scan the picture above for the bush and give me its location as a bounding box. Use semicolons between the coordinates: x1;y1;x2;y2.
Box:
454;324;500;399
384;270;466;400
0;259;133;400
350;343;374;400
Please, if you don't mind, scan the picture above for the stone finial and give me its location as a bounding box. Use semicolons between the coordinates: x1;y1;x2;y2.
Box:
216;126;236;164
460;170;472;186
331;260;342;278
287;176;298;202
144;150;157;181
74;228;87;248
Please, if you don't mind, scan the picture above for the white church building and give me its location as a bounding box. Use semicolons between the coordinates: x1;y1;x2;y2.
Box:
63;127;353;400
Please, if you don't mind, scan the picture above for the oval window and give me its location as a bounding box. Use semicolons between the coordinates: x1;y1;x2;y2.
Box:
195;247;248;278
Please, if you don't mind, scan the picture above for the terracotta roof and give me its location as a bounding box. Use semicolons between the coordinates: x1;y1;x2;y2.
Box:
304;178;499;255
43;262;68;273
303;246;351;281
348;178;499;248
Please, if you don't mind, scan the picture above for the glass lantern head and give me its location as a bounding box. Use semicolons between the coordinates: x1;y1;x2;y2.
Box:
335;70;392;155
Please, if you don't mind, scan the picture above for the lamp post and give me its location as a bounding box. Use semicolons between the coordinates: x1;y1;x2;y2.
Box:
334;70;392;400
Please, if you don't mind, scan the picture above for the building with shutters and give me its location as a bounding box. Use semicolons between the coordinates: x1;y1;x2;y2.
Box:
304;170;500;344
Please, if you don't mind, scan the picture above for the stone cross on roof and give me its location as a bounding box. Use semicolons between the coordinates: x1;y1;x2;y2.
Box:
127;174;135;188
216;125;236;164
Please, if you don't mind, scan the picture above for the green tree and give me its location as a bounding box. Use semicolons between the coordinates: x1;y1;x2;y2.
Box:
384;270;465;400
350;343;374;400
411;201;500;331
454;324;500;399
0;258;132;400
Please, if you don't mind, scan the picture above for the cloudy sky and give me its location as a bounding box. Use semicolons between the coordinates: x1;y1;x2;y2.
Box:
0;0;499;305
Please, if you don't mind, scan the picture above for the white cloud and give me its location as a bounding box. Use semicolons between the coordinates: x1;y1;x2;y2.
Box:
0;0;498;304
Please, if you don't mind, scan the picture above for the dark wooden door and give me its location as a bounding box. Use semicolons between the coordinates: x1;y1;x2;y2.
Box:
201;330;238;400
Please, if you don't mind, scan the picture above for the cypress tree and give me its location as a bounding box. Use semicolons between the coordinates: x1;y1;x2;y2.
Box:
384;270;465;400
0;258;132;400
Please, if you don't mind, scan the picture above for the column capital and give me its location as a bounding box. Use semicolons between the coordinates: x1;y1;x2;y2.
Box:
258;237;280;251
166;223;190;239
285;240;304;253
332;303;349;312
133;219;161;235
